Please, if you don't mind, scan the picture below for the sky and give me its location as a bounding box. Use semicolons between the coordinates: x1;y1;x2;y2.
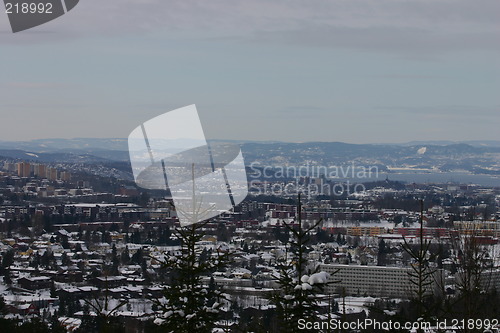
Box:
0;0;499;144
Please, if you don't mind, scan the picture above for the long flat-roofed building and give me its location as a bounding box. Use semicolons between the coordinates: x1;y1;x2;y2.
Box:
320;263;443;298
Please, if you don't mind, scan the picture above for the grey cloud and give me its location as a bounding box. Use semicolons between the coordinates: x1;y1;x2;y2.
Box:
375;105;500;116
251;25;500;55
368;74;450;80
1;0;498;55
1;82;72;89
280;106;329;113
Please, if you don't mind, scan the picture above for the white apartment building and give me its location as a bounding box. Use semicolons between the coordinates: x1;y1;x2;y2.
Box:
320;264;442;298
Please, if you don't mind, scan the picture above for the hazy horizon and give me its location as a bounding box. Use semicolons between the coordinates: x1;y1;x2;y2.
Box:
0;136;499;147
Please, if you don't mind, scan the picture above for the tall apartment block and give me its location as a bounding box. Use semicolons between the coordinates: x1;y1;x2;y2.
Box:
16;162;31;177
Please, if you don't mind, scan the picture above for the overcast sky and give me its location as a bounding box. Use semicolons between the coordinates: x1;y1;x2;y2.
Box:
0;0;499;143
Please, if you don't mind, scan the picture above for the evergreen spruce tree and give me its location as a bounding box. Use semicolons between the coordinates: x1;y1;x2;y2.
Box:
401;200;438;324
153;164;231;332
153;222;230;332
270;193;332;332
110;244;119;276
120;246;130;265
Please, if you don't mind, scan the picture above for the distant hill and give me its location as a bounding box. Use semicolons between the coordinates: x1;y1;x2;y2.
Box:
391;140;500;148
0;138;129;152
0;138;498;176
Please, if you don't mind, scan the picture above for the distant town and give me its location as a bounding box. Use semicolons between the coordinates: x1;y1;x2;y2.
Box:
0;157;499;332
